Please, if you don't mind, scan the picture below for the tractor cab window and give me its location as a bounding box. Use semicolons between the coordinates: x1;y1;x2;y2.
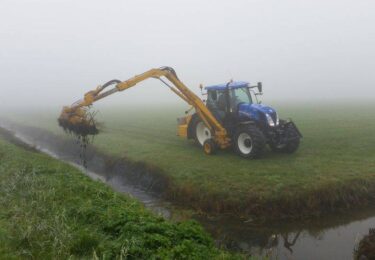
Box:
206;90;227;121
207;90;227;111
207;90;217;102
230;87;252;112
216;91;227;112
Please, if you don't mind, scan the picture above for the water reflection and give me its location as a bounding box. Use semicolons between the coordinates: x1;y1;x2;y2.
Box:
281;231;301;253
198;210;375;260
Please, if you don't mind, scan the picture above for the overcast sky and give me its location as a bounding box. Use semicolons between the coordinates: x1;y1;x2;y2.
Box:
1;0;374;109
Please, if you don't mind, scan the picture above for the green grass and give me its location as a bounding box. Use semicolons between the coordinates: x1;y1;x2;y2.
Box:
3;102;375;217
0;137;238;259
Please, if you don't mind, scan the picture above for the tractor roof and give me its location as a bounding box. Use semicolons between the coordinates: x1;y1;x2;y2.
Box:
205;81;249;91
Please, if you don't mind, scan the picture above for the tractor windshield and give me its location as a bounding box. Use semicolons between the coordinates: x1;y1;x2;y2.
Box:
230;87;253;111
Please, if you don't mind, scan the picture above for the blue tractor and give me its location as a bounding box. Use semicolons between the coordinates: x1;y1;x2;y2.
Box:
187;81;302;158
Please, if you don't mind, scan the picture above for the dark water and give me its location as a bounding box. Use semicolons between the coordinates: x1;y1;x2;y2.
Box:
198;211;375;259
1;121;374;260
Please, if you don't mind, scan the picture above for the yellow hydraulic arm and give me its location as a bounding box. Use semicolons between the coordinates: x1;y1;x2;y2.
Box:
59;67;230;148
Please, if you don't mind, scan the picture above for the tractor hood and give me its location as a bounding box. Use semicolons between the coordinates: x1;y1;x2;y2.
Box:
238;103;278;125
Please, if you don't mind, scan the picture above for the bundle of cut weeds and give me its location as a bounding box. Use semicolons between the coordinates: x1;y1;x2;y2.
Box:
58;106;99;137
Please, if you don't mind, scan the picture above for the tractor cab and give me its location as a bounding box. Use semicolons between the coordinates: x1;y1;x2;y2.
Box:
205;81;262;127
206;81;259;109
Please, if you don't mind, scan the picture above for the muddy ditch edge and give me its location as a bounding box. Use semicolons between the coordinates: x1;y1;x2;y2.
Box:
0;121;171;196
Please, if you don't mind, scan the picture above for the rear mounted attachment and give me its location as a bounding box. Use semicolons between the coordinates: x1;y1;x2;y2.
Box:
58;106;100;168
58;107;99;137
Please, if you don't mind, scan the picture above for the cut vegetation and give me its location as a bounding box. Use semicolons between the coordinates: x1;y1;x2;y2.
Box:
2;103;375;219
0;137;238;259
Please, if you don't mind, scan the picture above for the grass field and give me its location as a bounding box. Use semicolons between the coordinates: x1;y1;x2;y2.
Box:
3;102;375;218
0;136;239;259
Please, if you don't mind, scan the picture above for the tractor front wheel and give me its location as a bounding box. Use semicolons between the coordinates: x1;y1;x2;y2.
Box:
234;125;265;158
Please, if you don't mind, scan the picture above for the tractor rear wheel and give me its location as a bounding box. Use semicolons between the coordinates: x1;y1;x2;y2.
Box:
270;124;300;153
234;125;265;158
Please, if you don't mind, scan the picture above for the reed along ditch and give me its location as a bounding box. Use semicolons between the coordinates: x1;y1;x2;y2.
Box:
1;120;375;259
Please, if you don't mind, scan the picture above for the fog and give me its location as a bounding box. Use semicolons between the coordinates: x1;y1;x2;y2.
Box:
1;0;374;110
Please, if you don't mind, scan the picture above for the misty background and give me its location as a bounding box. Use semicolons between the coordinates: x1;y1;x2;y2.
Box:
1;0;374;110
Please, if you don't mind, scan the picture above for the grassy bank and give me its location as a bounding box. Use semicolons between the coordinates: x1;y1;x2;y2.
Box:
3;102;375;218
0;137;237;259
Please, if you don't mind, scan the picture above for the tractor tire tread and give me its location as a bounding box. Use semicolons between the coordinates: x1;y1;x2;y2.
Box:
234;124;265;159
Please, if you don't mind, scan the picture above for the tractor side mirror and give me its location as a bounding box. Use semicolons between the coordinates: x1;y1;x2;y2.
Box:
257;82;262;93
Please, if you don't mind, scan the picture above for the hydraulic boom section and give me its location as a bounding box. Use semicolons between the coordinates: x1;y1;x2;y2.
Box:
58;67;231;149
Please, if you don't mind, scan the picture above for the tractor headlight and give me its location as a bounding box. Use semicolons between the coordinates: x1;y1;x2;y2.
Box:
266;113;275;127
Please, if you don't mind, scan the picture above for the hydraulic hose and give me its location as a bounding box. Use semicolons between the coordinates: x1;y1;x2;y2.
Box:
101;79;122;89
